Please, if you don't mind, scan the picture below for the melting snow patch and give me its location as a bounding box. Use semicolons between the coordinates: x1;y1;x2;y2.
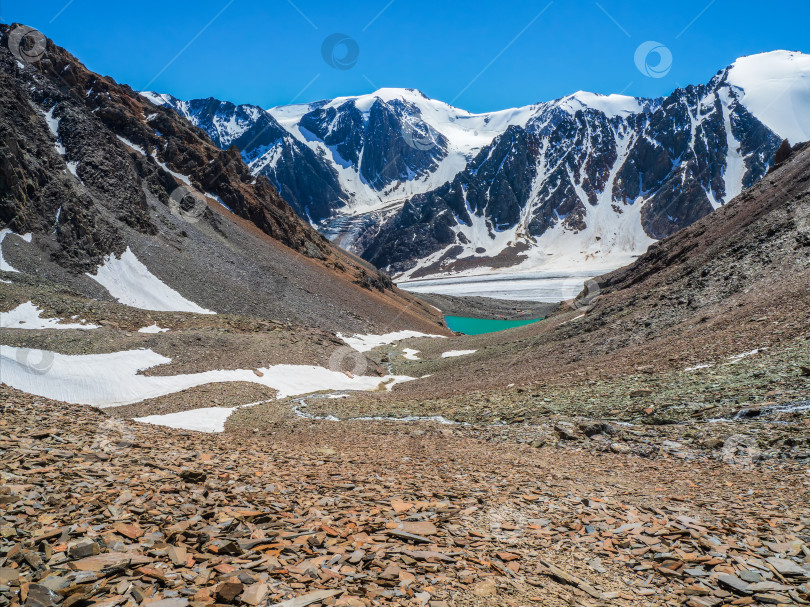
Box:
135;400;273;433
138;323;170;334
727;349;763;364
0;345;415;411
115;135;147;156
87;248;215;314
441;350;477;358
402;348;420;360
684;363;712;372
43;107;66;155
338;330;446;352
1;302;99;330
0;229;33;273
151;152;191;185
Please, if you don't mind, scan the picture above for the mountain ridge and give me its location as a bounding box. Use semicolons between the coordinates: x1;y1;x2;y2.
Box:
150;50;809;281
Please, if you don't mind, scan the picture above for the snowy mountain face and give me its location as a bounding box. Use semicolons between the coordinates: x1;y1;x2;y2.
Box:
150;51;810;279
141;92;347;222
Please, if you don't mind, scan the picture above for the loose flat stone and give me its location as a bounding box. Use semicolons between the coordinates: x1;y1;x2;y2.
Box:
387;530;432;543
716;573;751;595
241;583;269;606
754;592;793;604
397;521;438;536
748;581;789;592
739;570;763;583
402;550;456;563
69;553;152;572
271;590;344;607
766;557;810;577
25;583;63;607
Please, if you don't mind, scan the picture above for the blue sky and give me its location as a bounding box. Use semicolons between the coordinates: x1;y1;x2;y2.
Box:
2;0;808;113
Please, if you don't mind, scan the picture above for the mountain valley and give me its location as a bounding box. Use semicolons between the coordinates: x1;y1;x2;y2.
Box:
0;22;809;607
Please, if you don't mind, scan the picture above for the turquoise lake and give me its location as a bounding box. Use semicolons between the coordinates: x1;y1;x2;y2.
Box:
445;315;544;335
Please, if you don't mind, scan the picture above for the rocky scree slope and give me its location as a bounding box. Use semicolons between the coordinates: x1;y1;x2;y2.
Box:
0;25;444;333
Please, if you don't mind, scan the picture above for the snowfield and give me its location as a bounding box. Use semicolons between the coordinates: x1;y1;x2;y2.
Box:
0;345;415;410
138;323;170;333
727;50;810;144
135;401;270;434
87;248;215;314
397;270;604;302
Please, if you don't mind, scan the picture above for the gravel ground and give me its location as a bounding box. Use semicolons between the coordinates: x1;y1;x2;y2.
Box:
2;388;809;607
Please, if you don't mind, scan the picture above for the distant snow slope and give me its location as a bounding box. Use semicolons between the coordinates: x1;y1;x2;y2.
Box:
727;51;810;144
87;248;215;314
338;330;447;352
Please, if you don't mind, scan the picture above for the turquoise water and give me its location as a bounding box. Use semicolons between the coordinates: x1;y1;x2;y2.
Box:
445;315;544;335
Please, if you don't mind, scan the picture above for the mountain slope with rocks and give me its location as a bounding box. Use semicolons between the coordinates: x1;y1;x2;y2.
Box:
0;24;444;335
335;139;810;423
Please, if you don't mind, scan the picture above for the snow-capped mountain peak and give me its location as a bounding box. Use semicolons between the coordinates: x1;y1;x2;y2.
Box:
558;91;646;117
725;50;810;144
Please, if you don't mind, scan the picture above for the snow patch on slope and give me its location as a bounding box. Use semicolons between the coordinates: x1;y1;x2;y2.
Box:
1;302;99;330
441;350;477;358
87;247;215;314
43;106;66;155
138;323;170;334
338;330;446;352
